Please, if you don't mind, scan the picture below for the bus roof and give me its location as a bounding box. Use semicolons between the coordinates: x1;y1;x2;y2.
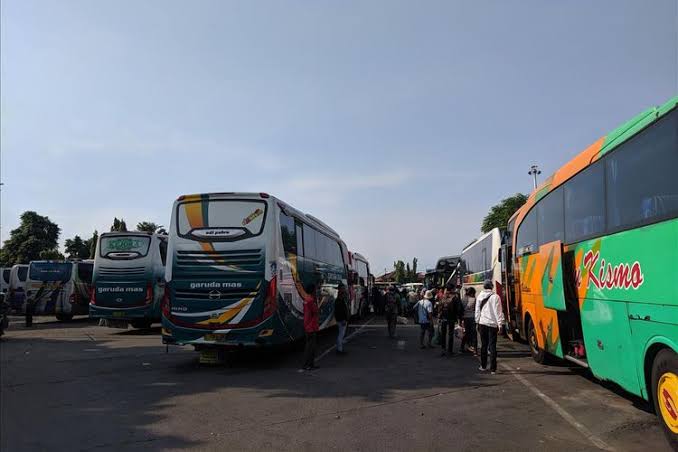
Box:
513;96;678;229
351;252;369;263
461;228;500;254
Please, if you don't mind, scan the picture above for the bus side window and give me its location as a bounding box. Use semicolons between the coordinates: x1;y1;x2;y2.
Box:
295;223;304;256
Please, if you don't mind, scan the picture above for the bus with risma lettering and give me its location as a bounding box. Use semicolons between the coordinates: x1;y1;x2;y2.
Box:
502;96;678;445
89;232;168;329
161;192;349;356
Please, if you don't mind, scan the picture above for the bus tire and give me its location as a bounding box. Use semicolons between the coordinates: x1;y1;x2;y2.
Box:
651;348;678;448
56;313;73;322
527;319;546;364
131;320;152;329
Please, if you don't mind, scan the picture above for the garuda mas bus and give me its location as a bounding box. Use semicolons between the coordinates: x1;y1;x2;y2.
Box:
161;192;349;353
90;232;167;329
502;96;678;445
25;260;93;321
7;264;28;312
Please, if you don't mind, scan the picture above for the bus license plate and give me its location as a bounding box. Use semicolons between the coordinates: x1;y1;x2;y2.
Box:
112;311;125;318
204;333;226;342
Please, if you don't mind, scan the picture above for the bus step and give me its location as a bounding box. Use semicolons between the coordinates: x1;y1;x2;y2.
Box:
563;354;589;368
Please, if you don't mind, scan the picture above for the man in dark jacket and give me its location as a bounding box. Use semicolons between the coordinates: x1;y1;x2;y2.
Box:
439;286;464;356
334;283;349;355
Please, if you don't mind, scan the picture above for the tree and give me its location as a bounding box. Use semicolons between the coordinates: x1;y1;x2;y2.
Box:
64;235;90;259
136;221;164;234
86;230;99;259
393;260;406;283
411;257;418;282
39;249;65;260
110;218;128;232
481;193;528;233
0;211;61;266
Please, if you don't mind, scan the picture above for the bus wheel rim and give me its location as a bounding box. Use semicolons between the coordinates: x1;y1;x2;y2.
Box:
658;371;678;434
529;327;538;352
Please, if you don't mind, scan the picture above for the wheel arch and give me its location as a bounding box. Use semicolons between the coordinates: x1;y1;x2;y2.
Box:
642;336;678;403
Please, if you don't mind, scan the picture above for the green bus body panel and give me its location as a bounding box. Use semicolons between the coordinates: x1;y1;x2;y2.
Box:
597;95;678;159
571;219;678;397
541;242;566;311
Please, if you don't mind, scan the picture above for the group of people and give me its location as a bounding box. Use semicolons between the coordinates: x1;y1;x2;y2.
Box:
300;279;504;375
383;280;505;374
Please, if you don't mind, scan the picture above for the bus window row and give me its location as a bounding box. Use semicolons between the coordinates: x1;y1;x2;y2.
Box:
517;107;678;254
280;211;344;268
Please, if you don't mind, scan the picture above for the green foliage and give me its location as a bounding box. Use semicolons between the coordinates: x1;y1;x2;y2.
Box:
64;235;90;259
136;221;163;234
0;211;61;266
393;257;420;283
481;193;528;233
86;230;98;259
39;249;65;260
110;218;128;232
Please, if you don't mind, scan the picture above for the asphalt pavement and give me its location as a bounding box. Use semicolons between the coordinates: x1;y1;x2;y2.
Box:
0;315;671;451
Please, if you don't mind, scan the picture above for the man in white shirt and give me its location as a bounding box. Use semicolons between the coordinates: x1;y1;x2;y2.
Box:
417;290;434;349
475;280;505;374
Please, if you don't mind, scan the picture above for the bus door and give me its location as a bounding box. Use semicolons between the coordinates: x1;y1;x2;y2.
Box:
500;242;516;340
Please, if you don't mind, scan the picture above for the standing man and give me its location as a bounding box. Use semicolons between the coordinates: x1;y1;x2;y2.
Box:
461;287;478;354
302;282;320;371
475;280;505;375
417;290;434;348
439;286;463;356
384;286;399;338
334;283;349;355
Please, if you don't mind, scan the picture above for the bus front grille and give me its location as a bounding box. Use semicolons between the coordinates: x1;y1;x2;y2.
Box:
174;287;260;302
98;266;146;277
175;249;263;268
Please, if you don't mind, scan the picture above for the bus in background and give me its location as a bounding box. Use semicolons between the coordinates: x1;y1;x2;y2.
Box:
1;268;10;293
426;255;461;288
25;260;93;321
348;252;371;317
505;96;677;445
7;264;28;312
90;232;167;329
162;192;349;356
459;228;504;324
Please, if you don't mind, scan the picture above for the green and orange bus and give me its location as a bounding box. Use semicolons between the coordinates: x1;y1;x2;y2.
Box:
502;95;677;445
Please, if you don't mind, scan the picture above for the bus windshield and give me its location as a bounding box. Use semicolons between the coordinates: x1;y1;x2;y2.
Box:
29;263;72;282
100;235;151;259
17;266;28;282
177;200;267;240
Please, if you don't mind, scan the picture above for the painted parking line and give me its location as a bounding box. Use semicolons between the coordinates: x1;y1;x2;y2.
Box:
500;362;614;451
316;317;376;362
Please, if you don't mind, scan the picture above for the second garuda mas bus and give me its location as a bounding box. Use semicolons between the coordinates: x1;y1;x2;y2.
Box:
90;232;167;329
502;96;677;445
161;192;349;351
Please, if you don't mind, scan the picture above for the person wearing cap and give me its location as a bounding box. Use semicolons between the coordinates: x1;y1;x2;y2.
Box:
475;280;505;374
334;282;349;355
416;290;435;348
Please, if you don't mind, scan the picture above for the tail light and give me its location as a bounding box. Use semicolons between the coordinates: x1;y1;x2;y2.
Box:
161;287;171;319
90;286;96;305
145;283;153;305
69;293;76;304
263;276;277;319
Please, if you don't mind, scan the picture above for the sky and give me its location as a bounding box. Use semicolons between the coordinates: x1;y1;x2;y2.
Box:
1;0;677;273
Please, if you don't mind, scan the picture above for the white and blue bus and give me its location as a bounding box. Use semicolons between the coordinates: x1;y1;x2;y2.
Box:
25;260;93;321
7;264;28;312
162;192;349;351
90;232;167;329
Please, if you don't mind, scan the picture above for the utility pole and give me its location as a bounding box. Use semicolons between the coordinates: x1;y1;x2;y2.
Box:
528;165;541;190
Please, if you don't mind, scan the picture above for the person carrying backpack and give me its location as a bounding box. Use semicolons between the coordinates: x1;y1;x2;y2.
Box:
475;280;505;374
